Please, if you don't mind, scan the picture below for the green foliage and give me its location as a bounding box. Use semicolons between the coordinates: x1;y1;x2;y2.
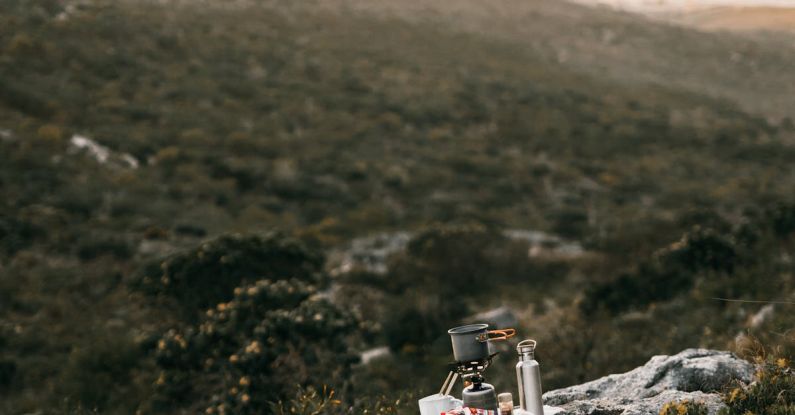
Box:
666;227;739;273
549;207;590;240
765;202;795;239
722;357;795;415
270;385;416;415
394;223;503;293
382;223;569;353
390;223;567;294
581;203;795;315
382;292;462;354
58;334;144;411
0;359;15;390
133;233;324;317
150;278;359;414
0;214;41;256
75;232;133;261
659;400;709;415
580;226;716;315
269;385;344;415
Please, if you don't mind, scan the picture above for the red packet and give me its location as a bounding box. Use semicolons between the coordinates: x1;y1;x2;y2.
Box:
444;408;496;415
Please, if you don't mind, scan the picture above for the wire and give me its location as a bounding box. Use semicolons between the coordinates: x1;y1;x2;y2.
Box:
711;297;795;305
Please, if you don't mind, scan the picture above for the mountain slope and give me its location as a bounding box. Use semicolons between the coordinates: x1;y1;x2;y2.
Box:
671;6;795;33
0;0;794;413
329;0;795;120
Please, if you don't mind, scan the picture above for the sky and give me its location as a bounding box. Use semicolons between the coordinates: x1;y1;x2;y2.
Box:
574;0;795;11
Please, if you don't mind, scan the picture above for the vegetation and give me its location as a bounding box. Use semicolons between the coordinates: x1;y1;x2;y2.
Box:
150;277;359;414
581;203;795;316
660;400;709;415
0;0;793;413
133;233;325;318
721;357;795;415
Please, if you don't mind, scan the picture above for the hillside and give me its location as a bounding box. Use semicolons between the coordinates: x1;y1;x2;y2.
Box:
571;1;795;34
331;0;795;120
670;6;795;33
0;0;793;413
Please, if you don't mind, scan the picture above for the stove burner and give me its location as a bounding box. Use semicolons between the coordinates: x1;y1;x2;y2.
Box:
450;352;499;378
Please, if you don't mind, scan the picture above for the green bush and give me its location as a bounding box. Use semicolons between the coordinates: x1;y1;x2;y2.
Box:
388;223;510;294
150;278;359;414
382;291;462;354
581;219;746;315
659;400;709;415
75;233;134;261
0;359;16;390
722;357;795;415
680;205;789;308
549;207;589;240
269;385;416;415
269;385;344;415
58;334;144;412
0;214;41;256
382;223;569;352
767;202;795;238
132;232;325;317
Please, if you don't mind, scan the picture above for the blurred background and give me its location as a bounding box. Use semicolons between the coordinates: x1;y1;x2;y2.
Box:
0;0;794;413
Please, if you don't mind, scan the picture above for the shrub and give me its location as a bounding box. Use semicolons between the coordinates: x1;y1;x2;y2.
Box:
269;385;344;415
173;223;207;237
0;214;41;256
665;226;738;273
389;223;503;293
132;232;325;317
580;260;691;315
58;334;143;411
382;292;462;354
581;223;739;315
659;400;708;415
269;385;415;415
36;124;63;142
549;207;589;240
0;359;16;390
766;202;795;239
76;233;134;261
722;357;794;415
150;278;359;414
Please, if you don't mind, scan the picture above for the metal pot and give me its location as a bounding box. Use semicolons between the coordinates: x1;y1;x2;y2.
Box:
448;323;516;363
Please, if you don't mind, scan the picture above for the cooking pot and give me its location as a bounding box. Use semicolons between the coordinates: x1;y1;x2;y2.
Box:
448;323;516;363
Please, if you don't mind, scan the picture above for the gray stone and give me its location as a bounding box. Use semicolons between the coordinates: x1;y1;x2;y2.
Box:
466;306;518;329
542;349;754;415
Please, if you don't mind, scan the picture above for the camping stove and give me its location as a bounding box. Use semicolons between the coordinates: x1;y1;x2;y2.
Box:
453;353;499;411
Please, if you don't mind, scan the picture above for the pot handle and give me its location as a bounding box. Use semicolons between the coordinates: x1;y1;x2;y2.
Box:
476;328;516;342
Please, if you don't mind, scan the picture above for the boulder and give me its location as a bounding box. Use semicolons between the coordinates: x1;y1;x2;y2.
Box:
542;349;754;415
467;306;519;329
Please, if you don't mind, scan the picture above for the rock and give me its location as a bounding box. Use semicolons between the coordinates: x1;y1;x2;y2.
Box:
747;304;775;329
69;134;139;169
360;346;391;365
329;231;411;275
542;349;754;415
0;128;14;142
503;229;584;259
466;306;518;329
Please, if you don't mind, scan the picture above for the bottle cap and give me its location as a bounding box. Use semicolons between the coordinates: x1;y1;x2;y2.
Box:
517;339;537;355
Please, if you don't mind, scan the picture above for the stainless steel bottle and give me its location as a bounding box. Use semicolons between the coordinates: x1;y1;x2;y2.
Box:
516;340;544;415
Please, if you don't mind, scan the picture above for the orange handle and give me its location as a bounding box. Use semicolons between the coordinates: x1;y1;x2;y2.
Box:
485;328;516;341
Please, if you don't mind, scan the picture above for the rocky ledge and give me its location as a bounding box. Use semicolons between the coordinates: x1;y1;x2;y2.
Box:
542;349;754;415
